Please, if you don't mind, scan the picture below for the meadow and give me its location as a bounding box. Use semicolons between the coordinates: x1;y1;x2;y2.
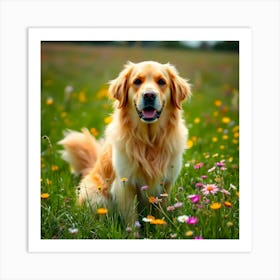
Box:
41;42;239;239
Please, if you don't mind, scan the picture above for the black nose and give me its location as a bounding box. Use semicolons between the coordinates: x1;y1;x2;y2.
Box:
143;91;156;102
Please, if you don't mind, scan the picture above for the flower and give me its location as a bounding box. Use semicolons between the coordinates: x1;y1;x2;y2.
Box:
188;194;200;204
210;202;222;210
141;185;149;191
148;196;162;204
104;116;112;124
97;208;108;215
41;193;49;199
68;227;78;235
160;193;168;197
150;219;167;225
134;221;141;228
177;215;189;223
224;201;232;208
194;117;200;124
46;97;53;105
167;205;175;212
201;184;219;195
51;165;59;171
187;216;198;225
222;117;231;124
216;161;225;168
194;236;203;240
121;177;128;182
142;215;155;223
220;189;231;195
173;202;183;208
187;139;194;148
185;230;194;237
201;175;208;179
214;99;222;107
194;162;204;169
207;166;216;173
195;182;204;188
212;137;218;142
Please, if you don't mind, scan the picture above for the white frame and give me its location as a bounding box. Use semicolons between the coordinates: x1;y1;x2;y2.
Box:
28;27;252;253
1;1;279;279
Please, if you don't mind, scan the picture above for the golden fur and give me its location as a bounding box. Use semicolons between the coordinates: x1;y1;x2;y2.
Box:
59;61;191;223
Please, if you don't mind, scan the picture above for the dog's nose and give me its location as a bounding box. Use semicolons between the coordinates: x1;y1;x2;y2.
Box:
143;91;156;101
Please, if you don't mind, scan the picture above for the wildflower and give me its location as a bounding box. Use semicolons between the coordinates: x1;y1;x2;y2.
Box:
212;153;219;158
46;97;53;105
104;116;112;124
121;177;128;182
170;233;177;239
126;227;132;232
187;216;198;225
134;221;141;228
194;117;200;124
220;189;231;195
41;193;49;199
68;227;78;235
141;185;149;191
97;208;108;215
78;91;86;103
174;202;183;208
227;221;234;227
201;175;207;179
188;194;200;204
185;230;193;237
65;85;74;94
45;178;52;185
216;161;225;168
234;132;239;138
177;215;189;223
229;183;237;190
207;166;216;173
51;165;59;171
194;162;203;169
187;139;194;148
212;137;218;142
148;196;162;204
160;193;168;197
220;145;225;150
202;184;219;195
150;219;167;225
217;127;223;133
194;236;203;239
210;202;222;210
214;99;222;107
195;182;204;188
167;205;175;212
222;117;231;124
97;186;102;191
142;215;155;223
222;135;229;140
224;201;232;208
90;127;99;137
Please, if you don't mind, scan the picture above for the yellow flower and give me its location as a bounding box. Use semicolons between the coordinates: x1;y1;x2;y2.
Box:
150;219;167;225
214;99;222;107
232;139;239;144
187;139;194;148
232;125;239;132
194;117;200;124
212;136;218;142
213;111;219;117
222;117;231;124
46;97;53;105
228;157;233;162
97;208;108;215
210;202;222;210
222;135;229;140
96;86;109;99
104;116;112;124
227;221;234;227
148;196;156;203
78;91;86;103
46;179;52;185
90;128;99;137
224;201;232;208
121;177;128;182
185;230;193;237
51;165;59;171
217;127;223;133
41;193;50;199
220;145;225;150
234;132;239;138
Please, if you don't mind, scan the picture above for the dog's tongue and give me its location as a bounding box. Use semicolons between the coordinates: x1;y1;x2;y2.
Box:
142;108;156;119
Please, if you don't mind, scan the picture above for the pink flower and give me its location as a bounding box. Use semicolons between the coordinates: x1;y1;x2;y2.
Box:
216;161;225;168
167;205;175;212
194;162;204;169
188;194;200;204
220;188;231;195
187;216;198;225
194;236;203;239
195;182;204;188
201;184;219;195
174;202;183;208
201;175;208;179
141;185;149;191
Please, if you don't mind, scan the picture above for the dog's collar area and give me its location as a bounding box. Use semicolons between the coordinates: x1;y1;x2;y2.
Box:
134;102;164;123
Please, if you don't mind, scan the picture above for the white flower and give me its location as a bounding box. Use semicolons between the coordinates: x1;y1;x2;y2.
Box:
68;227;78;235
229;183;237;190
177;215;189;223
208;166;216;173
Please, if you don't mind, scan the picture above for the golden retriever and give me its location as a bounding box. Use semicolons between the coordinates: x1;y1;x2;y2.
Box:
59;61;191;224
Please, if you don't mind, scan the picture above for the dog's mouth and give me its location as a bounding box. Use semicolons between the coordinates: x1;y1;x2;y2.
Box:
135;103;164;123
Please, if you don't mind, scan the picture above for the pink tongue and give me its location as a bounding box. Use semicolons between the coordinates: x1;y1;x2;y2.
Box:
142;109;156;119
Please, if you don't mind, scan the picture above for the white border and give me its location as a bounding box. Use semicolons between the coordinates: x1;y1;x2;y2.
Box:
1;1;279;279
28;27;252;253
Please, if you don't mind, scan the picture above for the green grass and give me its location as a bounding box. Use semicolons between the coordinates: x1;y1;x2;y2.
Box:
41;42;239;239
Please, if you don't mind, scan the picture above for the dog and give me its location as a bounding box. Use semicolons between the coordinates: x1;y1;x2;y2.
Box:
59;61;191;224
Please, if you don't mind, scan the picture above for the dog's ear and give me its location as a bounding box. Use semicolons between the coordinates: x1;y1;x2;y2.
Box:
108;61;134;109
166;63;192;110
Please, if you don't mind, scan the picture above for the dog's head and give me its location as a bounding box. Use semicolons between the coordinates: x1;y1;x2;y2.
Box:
109;61;191;123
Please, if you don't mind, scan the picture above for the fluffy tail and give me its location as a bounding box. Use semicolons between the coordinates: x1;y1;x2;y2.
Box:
58;128;101;177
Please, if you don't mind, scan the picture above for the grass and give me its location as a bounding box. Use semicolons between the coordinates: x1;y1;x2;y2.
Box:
41;42;239;239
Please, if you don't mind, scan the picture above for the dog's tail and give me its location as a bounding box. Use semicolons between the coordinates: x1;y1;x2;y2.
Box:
58;128;101;178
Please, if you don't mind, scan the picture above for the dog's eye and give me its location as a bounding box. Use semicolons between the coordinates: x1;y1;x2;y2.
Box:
157;78;166;86
133;78;142;85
